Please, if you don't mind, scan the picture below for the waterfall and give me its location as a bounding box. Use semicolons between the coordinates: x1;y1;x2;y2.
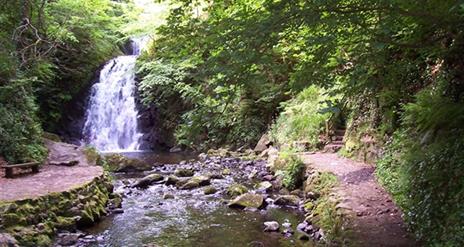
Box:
82;37;149;152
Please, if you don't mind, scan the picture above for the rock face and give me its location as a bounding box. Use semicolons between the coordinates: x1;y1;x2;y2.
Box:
254;134;271;152
133;174;164;188
45;139;88;166
228;193;265;209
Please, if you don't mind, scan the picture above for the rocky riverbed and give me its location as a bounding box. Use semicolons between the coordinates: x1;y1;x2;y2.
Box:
53;151;321;247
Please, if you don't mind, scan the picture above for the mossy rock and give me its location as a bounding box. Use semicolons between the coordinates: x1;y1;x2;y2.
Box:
174;168;195;177
180;181;200;190
203;186;218;195
133;173;164;188
104;154;151;172
190;175;211;186
228;193;265;209
226;184;248;197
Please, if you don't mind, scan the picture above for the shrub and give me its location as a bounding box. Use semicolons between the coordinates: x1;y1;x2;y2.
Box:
280;150;306;190
270;86;333;150
0;79;47;163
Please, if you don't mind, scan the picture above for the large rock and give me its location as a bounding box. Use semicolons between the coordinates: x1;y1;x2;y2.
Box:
133;174;164;188
254;134;271;152
228;193;265;209
45;139;85;166
105;154;152;172
274;195;301;207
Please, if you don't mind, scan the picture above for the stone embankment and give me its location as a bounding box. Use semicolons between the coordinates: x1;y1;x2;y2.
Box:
0;140;118;247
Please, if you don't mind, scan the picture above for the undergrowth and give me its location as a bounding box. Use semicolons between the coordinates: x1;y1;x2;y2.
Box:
376;85;464;246
270;86;334;150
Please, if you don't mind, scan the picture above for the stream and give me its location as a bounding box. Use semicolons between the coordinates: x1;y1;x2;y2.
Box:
57;152;313;247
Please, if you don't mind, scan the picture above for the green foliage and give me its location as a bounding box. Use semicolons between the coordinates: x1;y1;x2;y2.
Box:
280;150;305;190
0;0;129;162
270;86;333;149
0;79;47;163
377;85;464;246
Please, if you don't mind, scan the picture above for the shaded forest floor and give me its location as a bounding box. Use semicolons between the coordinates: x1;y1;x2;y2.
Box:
301;152;417;247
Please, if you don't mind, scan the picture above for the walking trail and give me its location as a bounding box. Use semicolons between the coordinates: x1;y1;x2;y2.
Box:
301;152;418;247
0;140;103;202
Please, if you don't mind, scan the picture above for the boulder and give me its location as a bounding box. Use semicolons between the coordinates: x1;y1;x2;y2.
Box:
254;134;271;152
165;175;180;186
274;195;301;207
105;153;151;172
203;186;217;195
174;168;194;177
180;181;200;190
45;139;83;166
263;221;280;232
228;193;265;209
133;174;164;188
226;184;248;197
190;175;211;186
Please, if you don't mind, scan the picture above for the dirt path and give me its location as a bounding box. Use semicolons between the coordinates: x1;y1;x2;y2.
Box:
0;140;103;203
301;152;418;247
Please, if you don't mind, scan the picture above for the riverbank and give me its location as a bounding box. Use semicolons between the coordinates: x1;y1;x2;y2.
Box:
0;141;117;247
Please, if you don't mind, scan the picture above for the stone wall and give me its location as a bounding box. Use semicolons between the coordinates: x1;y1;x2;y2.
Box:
0;173;114;247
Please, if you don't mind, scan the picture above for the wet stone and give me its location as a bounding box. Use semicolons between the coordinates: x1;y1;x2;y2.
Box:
263;221;280;232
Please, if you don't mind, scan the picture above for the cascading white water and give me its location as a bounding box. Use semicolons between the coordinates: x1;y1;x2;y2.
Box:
82;38;149;151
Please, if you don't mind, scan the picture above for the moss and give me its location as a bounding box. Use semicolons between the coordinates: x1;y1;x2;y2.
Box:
54;216;76;230
2;213;27;226
226;184;248;197
304;170;351;245
0;174;114;244
35;234;52;247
